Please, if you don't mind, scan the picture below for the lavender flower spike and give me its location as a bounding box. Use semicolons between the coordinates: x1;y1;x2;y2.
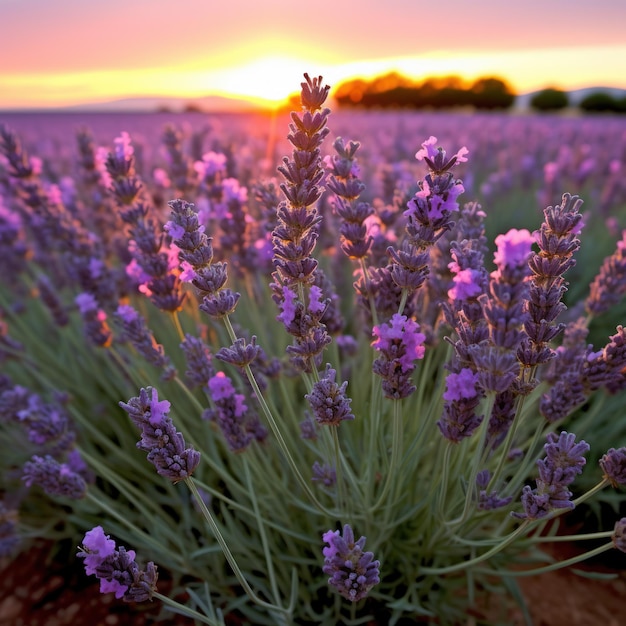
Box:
119;387;200;482
306;364;355;426
322;524;380;602
599;447;626;488
22;454;87;499
513;431;589;520
613;518;626;553
78;526;158;602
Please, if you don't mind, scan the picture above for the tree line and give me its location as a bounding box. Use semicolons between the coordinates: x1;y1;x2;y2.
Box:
333;72;626;113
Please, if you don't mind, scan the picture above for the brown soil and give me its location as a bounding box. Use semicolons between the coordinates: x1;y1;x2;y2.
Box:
0;539;194;626
1;537;625;625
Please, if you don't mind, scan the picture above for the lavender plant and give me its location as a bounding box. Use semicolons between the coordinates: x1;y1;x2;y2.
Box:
1;74;626;625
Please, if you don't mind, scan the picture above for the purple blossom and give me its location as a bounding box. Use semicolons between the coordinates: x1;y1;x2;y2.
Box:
194;151;227;180
75;292;99;314
415;136;468;174
518;193;582;369
599;447;626;488
22;454;87;499
312;461;336;487
180;334;214;388
306;364;354;426
372;314;426;399
513;431;589;520
308;285;326;315
448;265;483;301
415;136;439;162
586;229;626;316
78;526;158;602
208;371;236;401
17;392;75;454
206;372;258;452
114;305;176;380
476;470;513;511
613;518;626;553
81;526;116;575
119;387;200;482
299;412;319;440
216;336;260;368
372;314;426;370
164;219;185;241
322;524;380;602
443;368;481;402
493;228;534;270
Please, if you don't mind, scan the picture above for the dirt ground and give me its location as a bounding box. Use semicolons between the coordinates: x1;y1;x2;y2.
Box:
1;536;625;626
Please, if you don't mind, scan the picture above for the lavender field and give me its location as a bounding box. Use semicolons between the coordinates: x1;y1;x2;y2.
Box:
2;82;626;625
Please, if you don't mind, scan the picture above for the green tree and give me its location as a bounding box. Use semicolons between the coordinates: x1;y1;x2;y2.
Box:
530;88;569;111
468;77;515;109
579;91;621;112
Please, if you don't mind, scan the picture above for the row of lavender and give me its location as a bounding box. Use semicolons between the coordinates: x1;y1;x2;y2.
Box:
1;77;626;624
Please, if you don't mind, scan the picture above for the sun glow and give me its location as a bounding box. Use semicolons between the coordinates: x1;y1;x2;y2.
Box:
204;55;320;108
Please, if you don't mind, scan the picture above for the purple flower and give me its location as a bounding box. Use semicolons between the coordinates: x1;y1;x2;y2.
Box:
114;305;176;380
372;314;426;399
599;447;626;488
81;526;116;575
180;334;214;388
115;304;139;324
76;293;112;348
322;524;380;602
75;292;99;314
476;470;513;511
513;431;589;520
16;392;75;454
586;229;626;316
415;136;468;173
448;265;484;301
443;368;481;402
206;372;262;452
493;228;534;270
613;518;626;553
306;364;354;426
208;371;236;401
216;336;260;368
372;314;426;370
22;454;87;499
312;461;336;487
299;412;318;440
518;193;582;369
78;526;158;602
119;387;200;482
308;285;326;315
164;219;185;241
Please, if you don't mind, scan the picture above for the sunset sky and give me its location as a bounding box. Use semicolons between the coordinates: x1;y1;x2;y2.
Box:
1;0;625;109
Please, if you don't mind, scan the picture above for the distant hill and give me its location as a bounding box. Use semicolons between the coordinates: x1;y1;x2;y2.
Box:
515;86;626;110
0;94;268;114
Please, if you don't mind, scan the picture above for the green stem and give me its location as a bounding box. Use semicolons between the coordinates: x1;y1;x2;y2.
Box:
222;315;335;516
185;477;290;616
445;392;495;527
478;542;615;577
331;425;346;517
152;591;219;626
243;456;283;610
420;521;530;574
369;399;402;513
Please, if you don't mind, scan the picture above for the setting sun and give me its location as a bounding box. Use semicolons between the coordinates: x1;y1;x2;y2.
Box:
202;55;316;108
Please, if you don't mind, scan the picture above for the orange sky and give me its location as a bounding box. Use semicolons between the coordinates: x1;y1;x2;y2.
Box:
1;0;625;109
